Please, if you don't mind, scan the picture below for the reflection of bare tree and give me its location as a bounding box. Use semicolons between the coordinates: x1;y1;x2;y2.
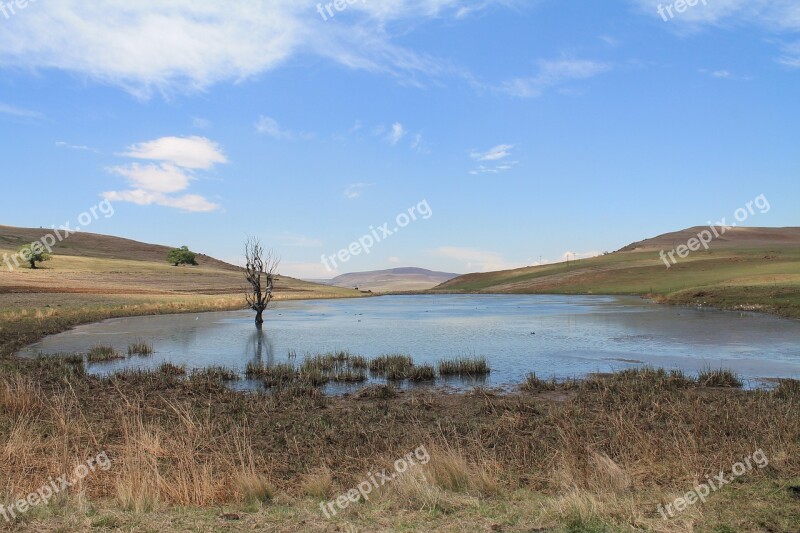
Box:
246;329;274;368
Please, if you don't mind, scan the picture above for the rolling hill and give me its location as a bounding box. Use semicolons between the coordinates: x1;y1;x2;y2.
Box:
328;267;460;292
436;227;800;319
0;225;358;313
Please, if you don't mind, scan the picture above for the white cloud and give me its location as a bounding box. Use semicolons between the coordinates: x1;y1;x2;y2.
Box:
631;1;800;65
471;144;514;161
254;115;313;140
410;132;431;154
107;163;192;194
344;182;371;199
104;135;226;212
778;41;800;68
56;141;94;152
388;256;401;264
387;122;407;145
121;136;227;169
0;1;514;98
501;59;610;98
0;103;43;119
102;190;220;213
433;246;526;272
632;0;800;30
469;144;517;174
559;250;601;262
469;162;518;175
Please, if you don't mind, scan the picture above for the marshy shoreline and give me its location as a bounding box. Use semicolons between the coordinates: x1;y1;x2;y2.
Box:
1;351;799;532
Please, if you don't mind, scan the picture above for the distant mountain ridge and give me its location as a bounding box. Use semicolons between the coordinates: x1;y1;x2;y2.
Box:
329;267;460;292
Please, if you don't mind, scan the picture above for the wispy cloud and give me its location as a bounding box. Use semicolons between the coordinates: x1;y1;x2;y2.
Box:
344;182;371;199
632;0;800;30
631;0;800;65
777;41;800;68
56;141;95;152
501;59;611;98
0;1;515;98
104;136;225;212
469;144;517;174
471;144;514;161
255;115;313;140
433;246;525;272
0;103;43;119
387;122;407;145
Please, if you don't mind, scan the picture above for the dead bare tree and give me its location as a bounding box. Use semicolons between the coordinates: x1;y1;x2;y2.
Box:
244;238;280;328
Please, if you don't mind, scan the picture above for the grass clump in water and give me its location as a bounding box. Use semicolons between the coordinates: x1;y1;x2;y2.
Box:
408;364;436;382
262;364;299;387
330;368;367;383
127;340;154;357
369;354;414;374
438;357;490;377
87;345;123;363
192;366;240;382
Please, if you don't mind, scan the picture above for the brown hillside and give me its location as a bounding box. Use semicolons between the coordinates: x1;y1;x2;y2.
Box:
0;225;239;271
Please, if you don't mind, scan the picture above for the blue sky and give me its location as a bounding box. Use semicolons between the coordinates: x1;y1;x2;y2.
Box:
0;0;798;278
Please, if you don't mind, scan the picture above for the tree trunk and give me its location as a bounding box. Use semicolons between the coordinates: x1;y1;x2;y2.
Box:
255;309;264;328
29;260;36;269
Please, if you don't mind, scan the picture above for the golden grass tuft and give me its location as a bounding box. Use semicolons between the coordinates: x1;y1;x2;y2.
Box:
0;373;43;417
301;467;335;500
235;473;275;505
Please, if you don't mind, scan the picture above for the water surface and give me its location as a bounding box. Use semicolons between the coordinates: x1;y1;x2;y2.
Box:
20;295;800;390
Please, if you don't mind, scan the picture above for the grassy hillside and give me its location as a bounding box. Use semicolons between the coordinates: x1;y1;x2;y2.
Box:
0;226;360;355
436;227;800;319
329;267;460;292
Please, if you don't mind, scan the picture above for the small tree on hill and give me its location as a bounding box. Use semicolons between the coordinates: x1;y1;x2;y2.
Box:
18;243;50;269
244;238;280;329
167;246;198;266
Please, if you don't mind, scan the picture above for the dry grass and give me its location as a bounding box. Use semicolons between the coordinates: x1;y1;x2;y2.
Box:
301;467;334;500
0;359;798;531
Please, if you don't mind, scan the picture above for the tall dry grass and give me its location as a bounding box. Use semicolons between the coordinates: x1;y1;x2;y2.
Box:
0;365;797;530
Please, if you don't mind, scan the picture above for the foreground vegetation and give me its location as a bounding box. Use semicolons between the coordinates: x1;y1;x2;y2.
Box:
1;355;798;532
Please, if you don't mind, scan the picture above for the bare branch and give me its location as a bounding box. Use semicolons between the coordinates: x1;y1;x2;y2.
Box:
243;237;280;327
